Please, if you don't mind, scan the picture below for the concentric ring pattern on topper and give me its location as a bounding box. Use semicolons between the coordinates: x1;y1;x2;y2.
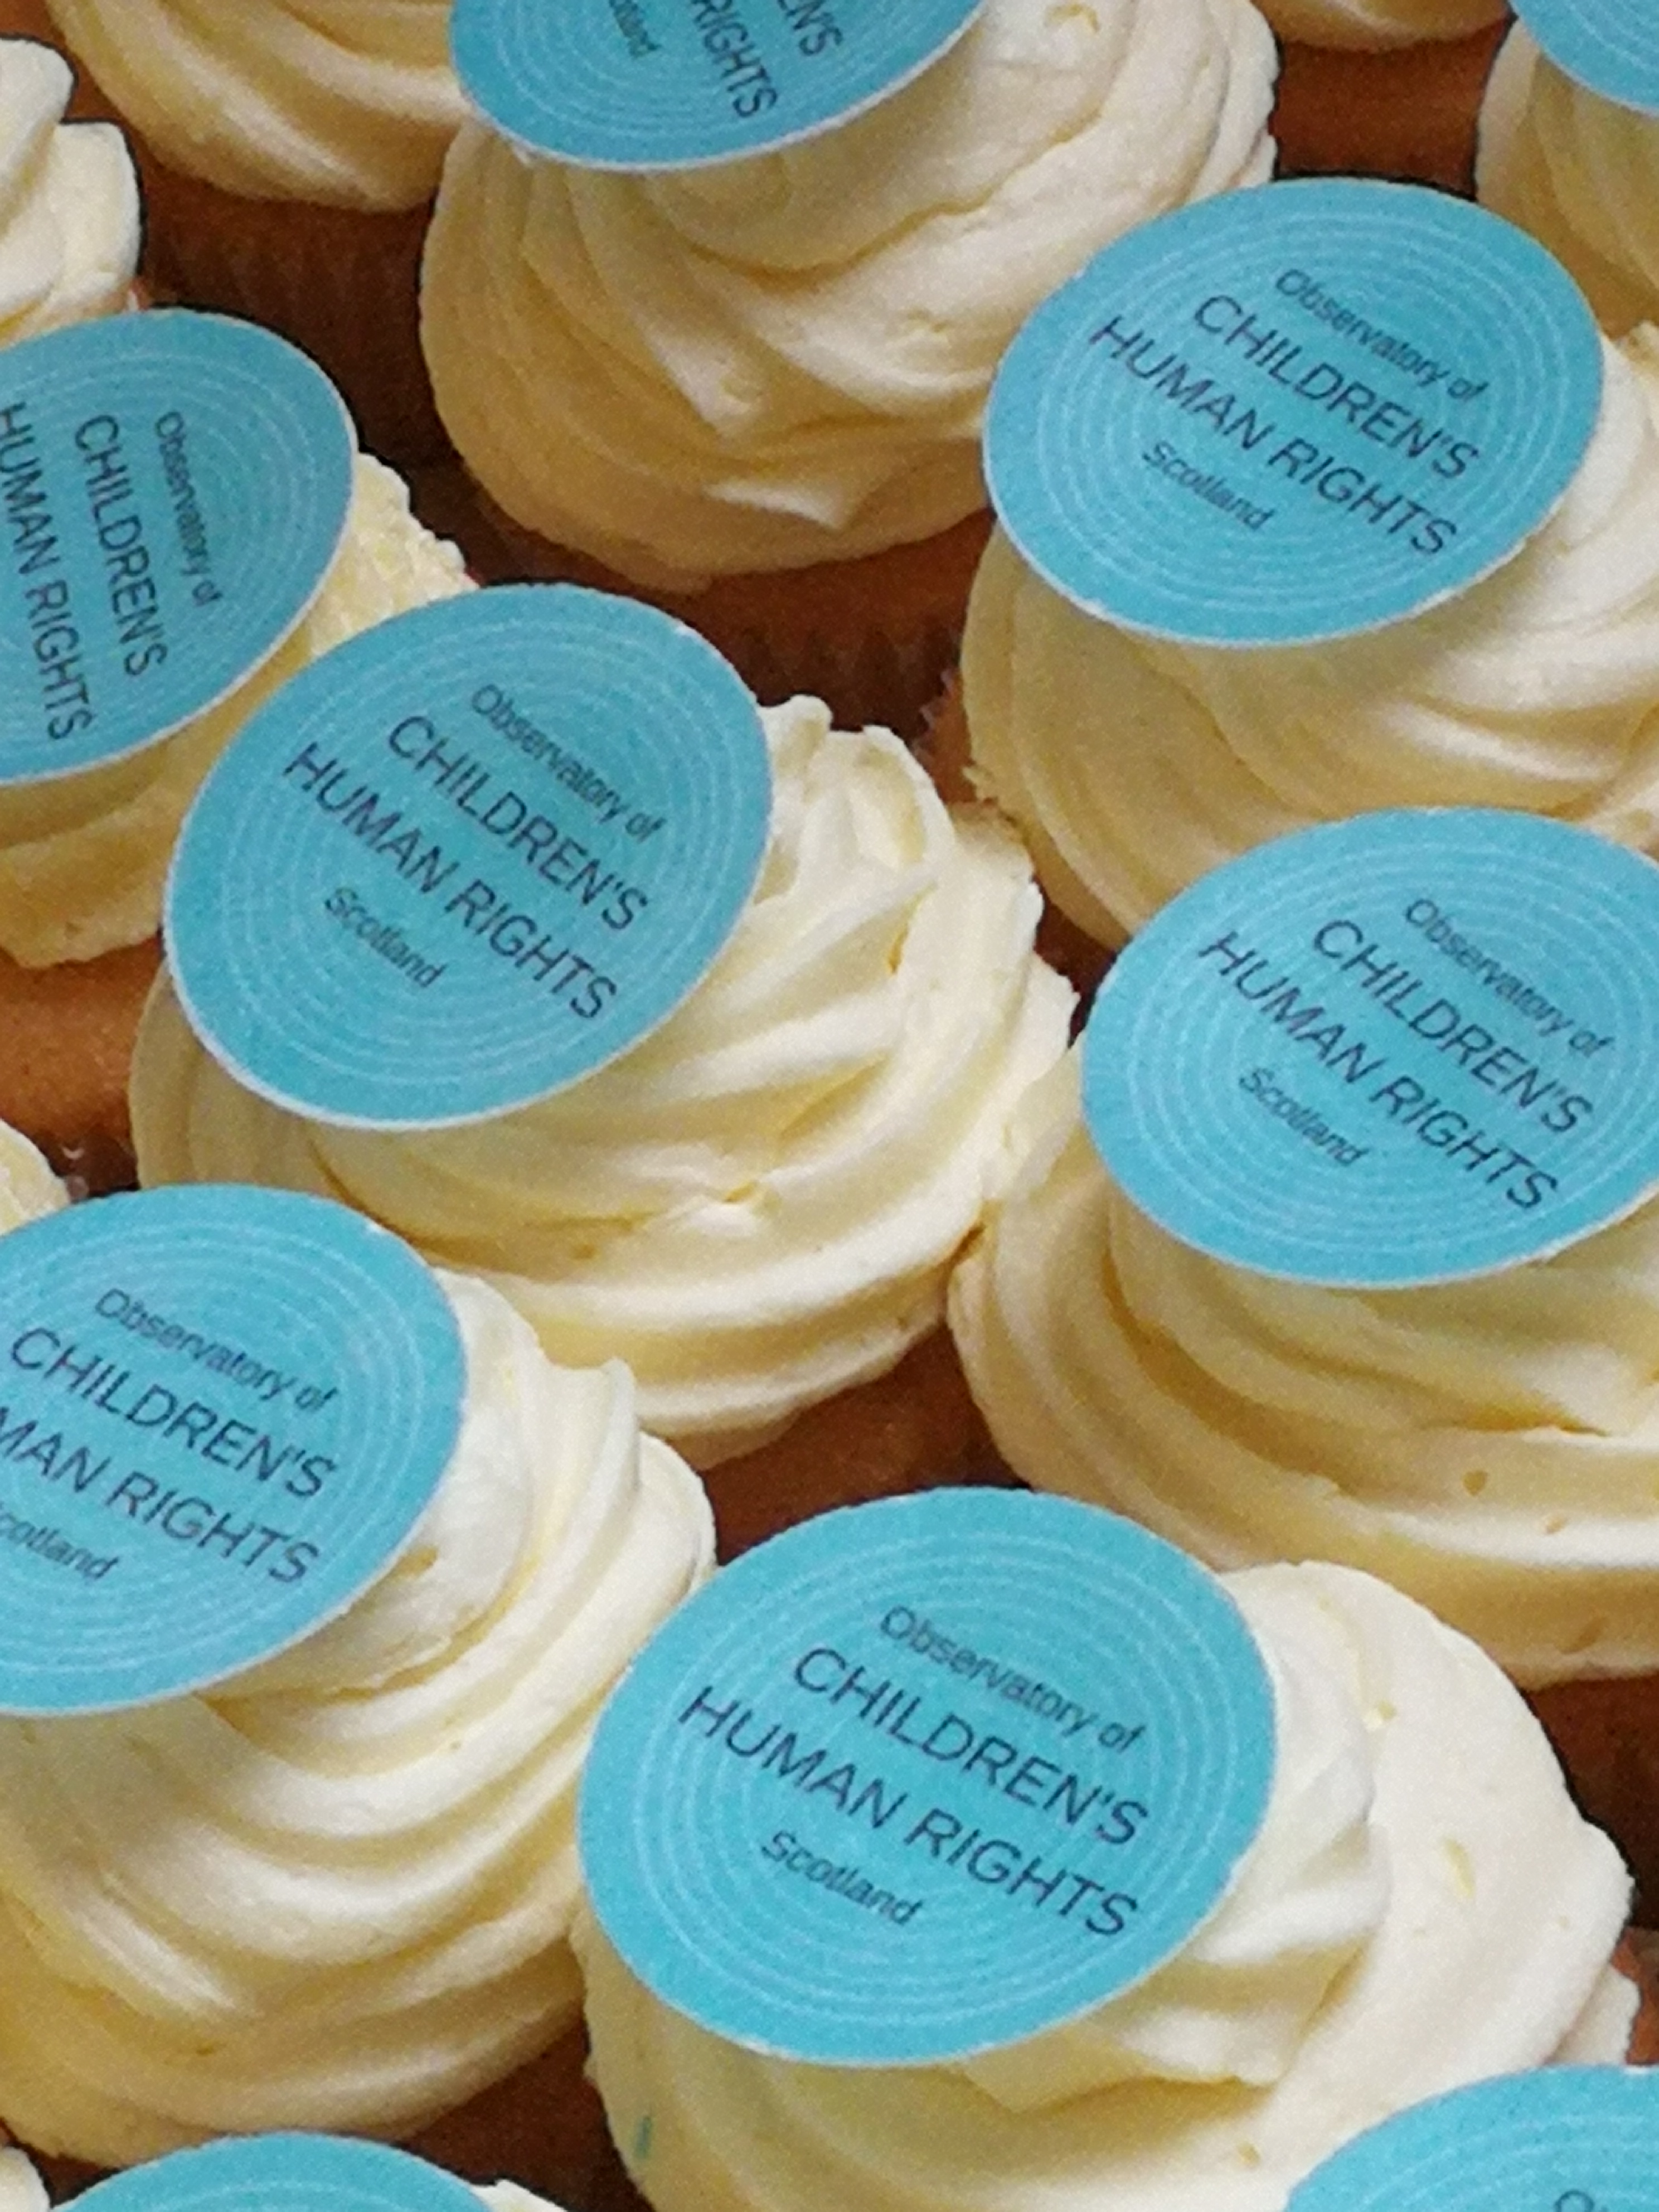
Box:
0;1187;464;1714
77;2134;486;2212
1288;2069;1659;2211
1516;0;1659;115
451;0;986;169
166;585;773;1129
1082;809;1659;1289
0;311;355;785
580;1490;1276;2067
986;180;1603;647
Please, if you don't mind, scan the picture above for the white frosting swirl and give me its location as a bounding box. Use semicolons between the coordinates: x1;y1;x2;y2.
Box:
0;2150;44;2212
0;1123;65;1234
1479;27;1659;340
0;1275;714;2166
42;0;465;211
130;697;1075;1464
0;40;137;345
964;327;1659;950
950;1055;1659;1689
0;453;469;970
1257;0;1502;49
421;0;1277;590
578;1559;1631;2212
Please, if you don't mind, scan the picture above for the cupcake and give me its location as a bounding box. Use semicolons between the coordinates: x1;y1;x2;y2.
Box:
0;1259;714;2168
577;1537;1636;2210
1267;2;1508;189
38;0;467;464
0;36;137;343
419;0;1279;731
131;691;1074;1548
960;321;1659;964
0;366;470;1189
1478;24;1659;337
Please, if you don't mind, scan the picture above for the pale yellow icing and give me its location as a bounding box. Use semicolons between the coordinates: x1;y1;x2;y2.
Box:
43;0;464;211
0;1273;714;2166
130;696;1075;1464
579;1559;1631;2211
0;2150;45;2212
1258;0;1502;48
950;1054;1659;1688
0;453;469;970
963;327;1659;950
1479;27;1659;339
420;0;1278;591
0;40;137;345
0;1122;65;1232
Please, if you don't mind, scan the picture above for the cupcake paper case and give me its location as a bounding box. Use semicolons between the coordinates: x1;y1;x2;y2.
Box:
576;1556;1635;2212
0;1274;714;2170
37;0;467;464
131;695;1075;1515
419;0;1278;730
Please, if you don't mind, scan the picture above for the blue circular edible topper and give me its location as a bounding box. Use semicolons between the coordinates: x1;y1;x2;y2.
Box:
1289;2070;1659;2212
166;585;772;1129
452;0;985;169
1083;809;1659;1289
0;311;354;784
987;180;1603;648
1516;0;1659;116
580;1490;1276;2067
0;1186;464;1713
78;2136;484;2212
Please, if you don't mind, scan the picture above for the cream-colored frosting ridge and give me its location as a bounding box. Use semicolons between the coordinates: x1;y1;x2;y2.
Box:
950;1056;1659;1688
0;40;137;345
964;326;1659;950
579;1558;1631;2212
0;1273;713;2167
1479;27;1659;338
131;696;1075;1464
0;2150;44;2212
1257;0;1502;49
43;0;464;210
0;1122;65;1233
421;0;1277;590
0;453;468;970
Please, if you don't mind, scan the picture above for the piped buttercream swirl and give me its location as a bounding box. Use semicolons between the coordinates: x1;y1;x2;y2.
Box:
420;0;1277;590
0;1273;714;2167
0;39;137;345
43;0;465;210
578;1556;1630;2211
131;696;1075;1463
0;1122;65;1232
964;327;1659;950
0;452;469;970
950;1055;1659;1687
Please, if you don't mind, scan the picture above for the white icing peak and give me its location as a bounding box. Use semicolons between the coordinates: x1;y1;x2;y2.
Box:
0;38;137;345
578;1559;1629;2210
0;1123;66;1233
421;0;1277;588
130;696;1075;1463
0;1276;714;2166
964;326;1659;952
